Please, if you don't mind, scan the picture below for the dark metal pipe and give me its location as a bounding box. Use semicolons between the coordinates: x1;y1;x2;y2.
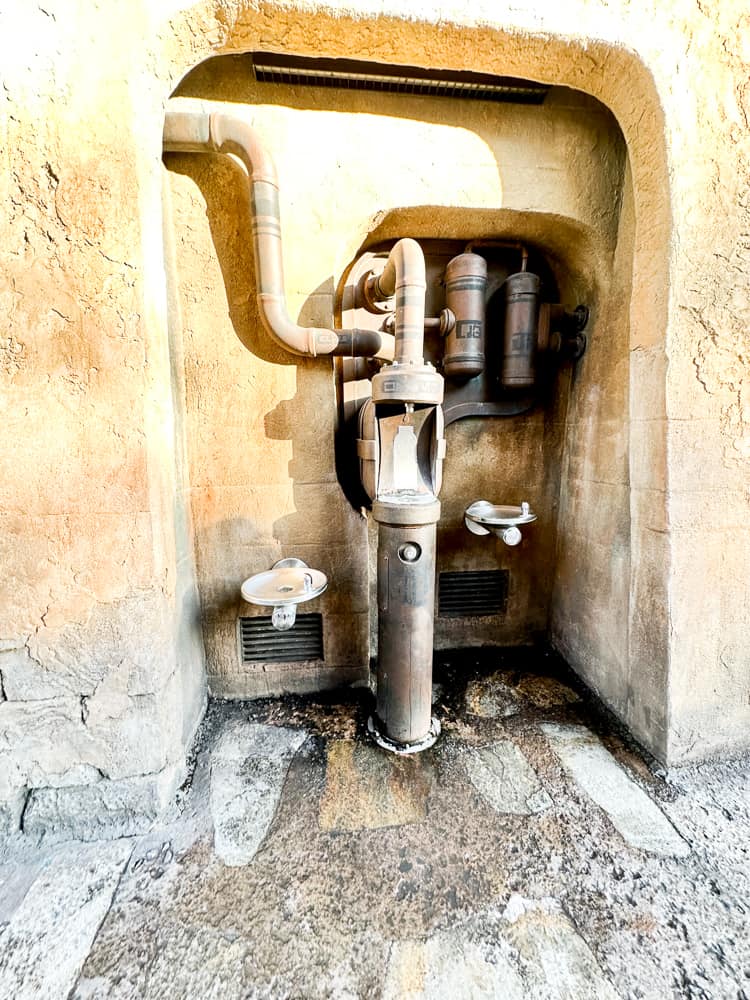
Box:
382;312;454;336
331;329;396;357
464;239;529;273
163;103;396;361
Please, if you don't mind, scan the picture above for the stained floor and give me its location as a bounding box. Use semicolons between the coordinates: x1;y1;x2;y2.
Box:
1;649;749;1000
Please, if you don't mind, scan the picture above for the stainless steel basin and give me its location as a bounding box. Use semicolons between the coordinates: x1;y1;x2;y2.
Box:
241;558;327;630
464;500;537;546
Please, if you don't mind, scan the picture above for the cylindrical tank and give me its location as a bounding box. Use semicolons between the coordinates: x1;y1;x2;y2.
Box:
501;270;541;388
443;253;487;381
373;501;440;747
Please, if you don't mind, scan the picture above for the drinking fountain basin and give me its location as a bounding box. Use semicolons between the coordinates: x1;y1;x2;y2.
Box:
464;500;537;547
241;558;327;630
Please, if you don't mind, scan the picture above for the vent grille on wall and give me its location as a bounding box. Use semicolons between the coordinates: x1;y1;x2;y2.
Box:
438;570;509;617
238;614;324;663
251;54;549;104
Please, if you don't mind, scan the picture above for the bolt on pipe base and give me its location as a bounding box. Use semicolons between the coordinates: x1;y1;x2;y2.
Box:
367;715;441;755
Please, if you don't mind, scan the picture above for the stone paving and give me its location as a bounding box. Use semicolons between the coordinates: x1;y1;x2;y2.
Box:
1;649;749;999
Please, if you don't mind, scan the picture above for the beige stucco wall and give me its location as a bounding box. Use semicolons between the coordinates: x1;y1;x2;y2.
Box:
1;0;748;833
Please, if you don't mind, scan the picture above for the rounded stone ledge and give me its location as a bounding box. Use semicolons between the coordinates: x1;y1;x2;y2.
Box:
0;788;28;841
20;764;184;846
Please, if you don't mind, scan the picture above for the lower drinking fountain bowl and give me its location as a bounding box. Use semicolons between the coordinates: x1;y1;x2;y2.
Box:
464;500;537;545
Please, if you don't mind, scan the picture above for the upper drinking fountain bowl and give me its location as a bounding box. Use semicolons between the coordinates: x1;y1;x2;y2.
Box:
241;558;328;606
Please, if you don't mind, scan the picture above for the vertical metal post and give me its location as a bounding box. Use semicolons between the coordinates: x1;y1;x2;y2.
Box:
369;500;441;752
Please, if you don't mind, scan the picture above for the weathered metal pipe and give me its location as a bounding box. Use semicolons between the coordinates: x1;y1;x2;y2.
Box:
367;241;443;752
382;311;455;337
370;499;441;752
364;239;427;365
163;101;395;361
370;241;443;408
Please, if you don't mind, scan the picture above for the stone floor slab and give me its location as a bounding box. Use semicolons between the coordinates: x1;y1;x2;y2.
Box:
209;721;306;866
383;897;619;1000
383;930;525;1000
502;895;620;999
0;840;132;1000
541;723;690;857
465;741;553;815
319;739;433;831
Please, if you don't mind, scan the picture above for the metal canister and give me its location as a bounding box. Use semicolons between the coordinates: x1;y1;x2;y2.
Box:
443;253;487;381
501;270;541;388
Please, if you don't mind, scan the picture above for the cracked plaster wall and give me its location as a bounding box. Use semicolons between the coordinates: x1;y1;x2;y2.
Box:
0;0;748;836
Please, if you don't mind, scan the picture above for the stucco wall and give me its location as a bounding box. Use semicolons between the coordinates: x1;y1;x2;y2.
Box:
1;0;749;836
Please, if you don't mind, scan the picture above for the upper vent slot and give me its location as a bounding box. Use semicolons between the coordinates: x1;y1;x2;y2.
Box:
251;54;549;104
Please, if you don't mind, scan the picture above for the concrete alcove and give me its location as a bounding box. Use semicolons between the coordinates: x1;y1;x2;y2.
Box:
163;47;657;750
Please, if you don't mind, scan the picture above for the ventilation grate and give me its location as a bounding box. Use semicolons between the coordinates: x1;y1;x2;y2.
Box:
438;570;509;618
251;54;549;105
238;614;324;664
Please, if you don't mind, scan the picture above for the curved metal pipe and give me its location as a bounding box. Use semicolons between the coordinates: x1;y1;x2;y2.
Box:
163;103;396;361
365;238;426;365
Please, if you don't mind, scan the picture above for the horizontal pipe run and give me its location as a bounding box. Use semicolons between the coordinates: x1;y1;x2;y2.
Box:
383;311;455;336
163;102;395;361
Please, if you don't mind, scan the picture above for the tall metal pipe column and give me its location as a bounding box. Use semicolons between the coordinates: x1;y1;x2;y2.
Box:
365;240;444;753
371;501;441;750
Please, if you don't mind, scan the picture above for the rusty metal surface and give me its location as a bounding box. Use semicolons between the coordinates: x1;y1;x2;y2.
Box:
501;270;541;388
443;253;487;381
375;522;438;745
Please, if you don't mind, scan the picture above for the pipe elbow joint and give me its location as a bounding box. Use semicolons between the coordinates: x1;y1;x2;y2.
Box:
258;294;340;356
208;113;278;186
164;99;398;364
374;238;427;300
390;238;427;294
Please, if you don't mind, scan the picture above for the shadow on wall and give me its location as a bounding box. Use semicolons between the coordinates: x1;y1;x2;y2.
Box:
165;152;370;689
166;153;295;366
174;55;619;227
